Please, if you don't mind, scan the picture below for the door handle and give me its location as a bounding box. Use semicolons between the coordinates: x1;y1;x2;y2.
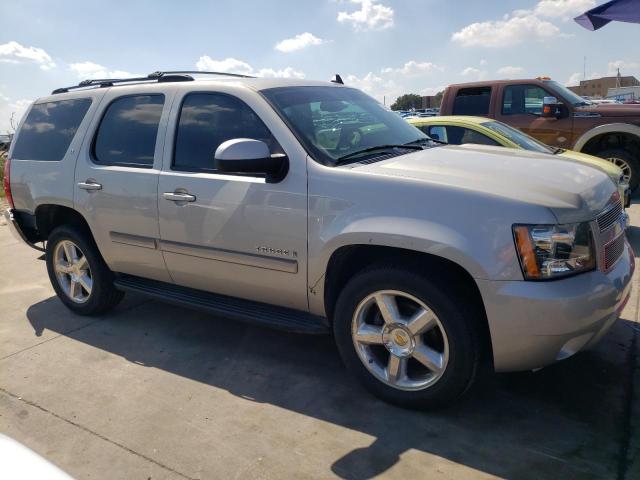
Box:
77;180;102;191
163;192;196;202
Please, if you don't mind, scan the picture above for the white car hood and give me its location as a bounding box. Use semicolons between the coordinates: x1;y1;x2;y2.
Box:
354;144;616;224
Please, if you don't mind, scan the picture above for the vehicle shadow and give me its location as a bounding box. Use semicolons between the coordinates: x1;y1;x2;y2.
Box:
26;292;636;480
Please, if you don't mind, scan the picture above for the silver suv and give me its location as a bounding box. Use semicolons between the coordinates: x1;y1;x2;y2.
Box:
3;71;634;409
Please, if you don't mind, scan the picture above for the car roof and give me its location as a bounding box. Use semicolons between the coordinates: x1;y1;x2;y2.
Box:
407;115;491;126
34;77;348;104
446;79;549;89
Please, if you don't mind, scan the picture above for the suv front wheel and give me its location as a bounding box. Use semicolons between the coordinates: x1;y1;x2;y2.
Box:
333;264;481;409
46;225;124;315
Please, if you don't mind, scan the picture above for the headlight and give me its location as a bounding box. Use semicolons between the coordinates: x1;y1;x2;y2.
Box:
513;223;596;280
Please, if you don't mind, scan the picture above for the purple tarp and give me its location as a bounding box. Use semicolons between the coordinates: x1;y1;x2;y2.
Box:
574;0;640;30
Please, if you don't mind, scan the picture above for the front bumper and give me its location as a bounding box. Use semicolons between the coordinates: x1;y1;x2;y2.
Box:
3;209;44;252
477;239;634;372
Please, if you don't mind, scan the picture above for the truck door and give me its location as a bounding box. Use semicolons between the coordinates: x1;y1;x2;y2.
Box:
495;83;573;148
156;89;308;311
74;89;173;283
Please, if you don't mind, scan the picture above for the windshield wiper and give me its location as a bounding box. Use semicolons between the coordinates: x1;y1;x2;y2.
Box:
335;144;423;164
551;147;565;154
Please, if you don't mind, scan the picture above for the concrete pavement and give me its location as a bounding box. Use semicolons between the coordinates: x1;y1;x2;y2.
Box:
0;205;638;479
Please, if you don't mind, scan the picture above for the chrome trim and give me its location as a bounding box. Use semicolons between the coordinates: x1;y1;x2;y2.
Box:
159;240;298;274
110;231;158;249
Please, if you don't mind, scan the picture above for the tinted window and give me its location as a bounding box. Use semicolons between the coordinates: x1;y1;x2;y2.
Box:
93;95;164;167
12;99;92;161
173;93;280;172
452;87;491;115
502;84;549;115
430;125;500;146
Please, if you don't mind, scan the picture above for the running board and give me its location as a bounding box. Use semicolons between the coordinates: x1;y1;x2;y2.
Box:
114;275;329;334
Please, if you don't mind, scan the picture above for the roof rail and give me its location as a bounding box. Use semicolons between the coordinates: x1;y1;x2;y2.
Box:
51;70;255;95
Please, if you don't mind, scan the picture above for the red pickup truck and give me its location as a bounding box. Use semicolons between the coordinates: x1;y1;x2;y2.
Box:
440;78;640;190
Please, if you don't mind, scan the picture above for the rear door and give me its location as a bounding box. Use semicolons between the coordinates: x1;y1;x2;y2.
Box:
495;83;573;148
157;88;308;311
74;87;173;282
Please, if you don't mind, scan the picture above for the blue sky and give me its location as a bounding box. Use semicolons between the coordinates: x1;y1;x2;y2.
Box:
1;0;638;131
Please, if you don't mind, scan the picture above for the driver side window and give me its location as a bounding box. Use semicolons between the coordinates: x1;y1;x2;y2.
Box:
502;84;550;116
173;93;282;173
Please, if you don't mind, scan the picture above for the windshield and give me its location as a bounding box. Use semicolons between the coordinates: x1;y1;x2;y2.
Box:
261;86;429;165
481;120;554;154
544;80;592;106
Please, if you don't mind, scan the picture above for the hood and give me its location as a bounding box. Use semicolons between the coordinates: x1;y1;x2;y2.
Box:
354;144;616;224
575;103;640;119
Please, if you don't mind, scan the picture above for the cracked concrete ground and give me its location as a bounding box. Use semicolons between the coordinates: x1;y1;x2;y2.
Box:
0;204;638;480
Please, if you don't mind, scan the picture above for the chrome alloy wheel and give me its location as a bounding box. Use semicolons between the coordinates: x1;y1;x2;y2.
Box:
351;290;449;391
53;240;92;303
607;156;632;184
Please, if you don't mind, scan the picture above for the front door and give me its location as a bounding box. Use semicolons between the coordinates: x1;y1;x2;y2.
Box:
496;83;574;148
157;89;308;311
74;90;173;283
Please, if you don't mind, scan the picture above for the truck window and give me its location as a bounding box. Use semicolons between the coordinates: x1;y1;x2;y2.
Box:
172;93;281;173
502;85;548;115
93;94;164;168
12;98;92;161
452;87;491;116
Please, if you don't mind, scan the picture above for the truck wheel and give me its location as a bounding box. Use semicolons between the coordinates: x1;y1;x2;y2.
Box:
595;148;639;191
333;264;481;409
46;225;124;315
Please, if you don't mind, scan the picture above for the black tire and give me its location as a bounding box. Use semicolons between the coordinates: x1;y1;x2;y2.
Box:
594;148;640;192
333;264;482;409
46;224;124;315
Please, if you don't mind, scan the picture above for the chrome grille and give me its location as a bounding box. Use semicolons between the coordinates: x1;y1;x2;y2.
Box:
597;200;623;232
604;234;625;270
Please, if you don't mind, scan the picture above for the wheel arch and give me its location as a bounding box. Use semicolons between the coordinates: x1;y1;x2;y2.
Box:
574;122;640;154
34;204;94;243
322;244;493;368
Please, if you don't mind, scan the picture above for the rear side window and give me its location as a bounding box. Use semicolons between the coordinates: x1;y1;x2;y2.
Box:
12;98;92;161
452;87;491;115
93;94;164;167
173;93;280;172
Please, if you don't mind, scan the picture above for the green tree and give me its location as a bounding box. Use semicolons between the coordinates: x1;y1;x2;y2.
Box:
433;90;444;107
390;94;422;111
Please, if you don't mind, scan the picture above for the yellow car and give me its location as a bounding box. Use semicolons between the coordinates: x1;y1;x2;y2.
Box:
408;116;630;207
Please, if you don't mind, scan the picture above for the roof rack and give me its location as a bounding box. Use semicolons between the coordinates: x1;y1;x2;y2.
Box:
51;70;256;95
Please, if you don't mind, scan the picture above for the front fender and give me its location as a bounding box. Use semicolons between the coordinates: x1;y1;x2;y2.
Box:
573;122;640;151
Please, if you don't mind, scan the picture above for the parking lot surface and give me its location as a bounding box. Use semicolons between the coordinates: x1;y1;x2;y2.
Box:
0;204;639;480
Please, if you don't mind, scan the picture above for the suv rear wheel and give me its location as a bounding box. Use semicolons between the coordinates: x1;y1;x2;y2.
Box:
46;225;123;315
333;264;481;409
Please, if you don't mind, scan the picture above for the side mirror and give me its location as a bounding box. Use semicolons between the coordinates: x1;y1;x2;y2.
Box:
541;96;563;118
214;139;288;182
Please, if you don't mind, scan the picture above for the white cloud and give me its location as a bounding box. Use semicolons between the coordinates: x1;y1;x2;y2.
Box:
534;0;595;19
566;72;583;86
345;72;402;104
497;66;525;77
196;56;304;79
337;0;394;31
195;56;254;75
0;92;31;133
382;60;442;76
452;11;561;47
275;32;325;53
69;61;138;79
461;67;487;80
0;41;55;70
